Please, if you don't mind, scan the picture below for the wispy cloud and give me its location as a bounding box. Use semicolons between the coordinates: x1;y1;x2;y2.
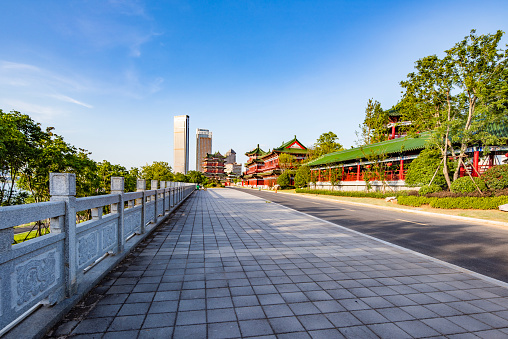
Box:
50;94;93;108
1;99;65;122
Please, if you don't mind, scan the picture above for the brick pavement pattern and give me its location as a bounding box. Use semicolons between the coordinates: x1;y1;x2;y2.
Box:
51;189;508;338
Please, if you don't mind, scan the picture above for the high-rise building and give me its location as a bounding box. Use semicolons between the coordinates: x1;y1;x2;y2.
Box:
196;129;212;172
224;149;236;164
173;115;189;174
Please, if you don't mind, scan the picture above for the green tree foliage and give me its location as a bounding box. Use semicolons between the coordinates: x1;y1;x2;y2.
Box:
405;148;450;188
278;153;296;170
173;172;188;182
277;171;291;188
357;99;389;145
0;110;49;205
481;164;508;190
400;29;508;188
187;170;208;185
140;161;174;189
294;165;310;188
309;131;344;160
450;176;487;193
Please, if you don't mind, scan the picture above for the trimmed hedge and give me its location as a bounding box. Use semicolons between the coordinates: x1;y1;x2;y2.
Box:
482;164;508;190
398;195;508;209
450;176;487;193
418;184;442;195
295;188;411;199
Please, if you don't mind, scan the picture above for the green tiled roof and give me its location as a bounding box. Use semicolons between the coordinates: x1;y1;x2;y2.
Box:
245;144;267;156
274;135;307;151
306;133;431;167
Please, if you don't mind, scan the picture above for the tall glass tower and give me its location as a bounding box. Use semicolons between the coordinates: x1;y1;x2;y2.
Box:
173;115;189;174
196;129;212;172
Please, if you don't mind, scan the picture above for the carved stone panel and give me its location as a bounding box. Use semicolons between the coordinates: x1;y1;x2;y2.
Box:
12;249;59;310
124;210;141;236
78;231;98;267
102;222;117;250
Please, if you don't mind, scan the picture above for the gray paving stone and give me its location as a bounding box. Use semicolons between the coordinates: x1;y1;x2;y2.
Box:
142;312;176;329
72;317;113;334
138;326;173;338
173;324;206;338
269;316;305;333
368;323;411;339
208;321;241;338
236;305;266;320
239;319;274;337
109;315;145;331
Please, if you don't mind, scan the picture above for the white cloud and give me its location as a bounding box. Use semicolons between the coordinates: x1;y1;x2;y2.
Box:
1;100;65;122
50;94;93;109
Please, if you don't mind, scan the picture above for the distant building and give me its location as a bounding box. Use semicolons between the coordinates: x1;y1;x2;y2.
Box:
196;129;212;172
224;149;236;164
242;136;308;187
174;115;189;174
202;152;226;180
225;163;242;177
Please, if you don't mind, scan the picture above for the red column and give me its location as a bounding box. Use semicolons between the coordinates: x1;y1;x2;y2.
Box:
391;124;396;140
341;167;344;181
489;154;494;169
399;159;404;180
473;151;480;176
318;170;321;182
329;168;332;181
356;164;360;181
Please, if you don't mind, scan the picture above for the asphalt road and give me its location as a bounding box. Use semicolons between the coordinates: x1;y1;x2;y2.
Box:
234;188;508;284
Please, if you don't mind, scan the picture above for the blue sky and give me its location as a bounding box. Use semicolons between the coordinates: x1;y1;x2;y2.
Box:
1;0;508;171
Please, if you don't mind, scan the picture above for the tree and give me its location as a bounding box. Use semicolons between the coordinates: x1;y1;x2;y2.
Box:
278;153;296;171
309;132;344;160
399;29;508;188
140;161;174;188
357;99;389;145
173;172;188;182
294;165;310;188
187;170;208;185
277;171;291;188
0;110;49;205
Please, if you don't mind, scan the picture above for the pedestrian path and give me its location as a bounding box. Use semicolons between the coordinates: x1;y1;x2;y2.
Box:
48;189;508;338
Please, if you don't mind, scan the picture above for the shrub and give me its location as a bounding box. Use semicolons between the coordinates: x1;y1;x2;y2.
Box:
482;164;508;190
296;188;406;199
398;195;508;209
450;176;487;193
277;171;291;188
295;165;311;188
397;196;432;207
405;148;451;188
418;184;442;196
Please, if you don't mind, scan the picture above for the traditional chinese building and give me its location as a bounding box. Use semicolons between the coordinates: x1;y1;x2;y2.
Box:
202;152;226;180
242;136;309;188
307;125;508;191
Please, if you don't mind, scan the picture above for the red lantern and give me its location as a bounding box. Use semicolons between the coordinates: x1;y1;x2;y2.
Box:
387;162;393;167
505;153;508;158
366;165;371;169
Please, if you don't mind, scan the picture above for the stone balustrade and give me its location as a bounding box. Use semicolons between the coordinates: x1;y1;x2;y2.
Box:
0;173;195;337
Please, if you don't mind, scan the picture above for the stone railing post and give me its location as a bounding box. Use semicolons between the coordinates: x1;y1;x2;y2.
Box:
168;181;173;207
151;180;158;220
137;179;146;234
111;177;125;254
50;173;77;296
160;181;166;214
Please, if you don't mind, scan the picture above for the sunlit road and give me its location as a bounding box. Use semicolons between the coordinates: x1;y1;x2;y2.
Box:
236;188;508;283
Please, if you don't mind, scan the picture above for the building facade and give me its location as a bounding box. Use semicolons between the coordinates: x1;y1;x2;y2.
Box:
224;149;236;165
242;136;308;188
202;152;226;180
196;129;212;172
174;115;189;174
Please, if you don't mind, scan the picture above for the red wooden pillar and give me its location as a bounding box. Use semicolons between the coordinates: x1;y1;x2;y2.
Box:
399;159;404;180
489;154;494;168
318;169;321;182
341;167;344;181
329;168;332;181
473;151;480;176
356;164;360;181
391;124;396;140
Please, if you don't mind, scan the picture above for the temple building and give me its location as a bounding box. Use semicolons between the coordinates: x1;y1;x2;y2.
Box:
242;136;308;188
202;152;226;180
307;116;508;191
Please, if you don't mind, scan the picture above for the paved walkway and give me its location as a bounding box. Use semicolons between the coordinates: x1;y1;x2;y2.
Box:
48;189;508;338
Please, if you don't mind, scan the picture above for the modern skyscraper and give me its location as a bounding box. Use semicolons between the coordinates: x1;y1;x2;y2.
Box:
196;129;212;172
173;115;189;174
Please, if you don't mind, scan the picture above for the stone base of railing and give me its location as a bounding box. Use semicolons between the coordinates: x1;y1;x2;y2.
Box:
3;189;194;339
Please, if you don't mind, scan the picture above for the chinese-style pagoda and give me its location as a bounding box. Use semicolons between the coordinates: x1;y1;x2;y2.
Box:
242;136;309;187
202;151;226;180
